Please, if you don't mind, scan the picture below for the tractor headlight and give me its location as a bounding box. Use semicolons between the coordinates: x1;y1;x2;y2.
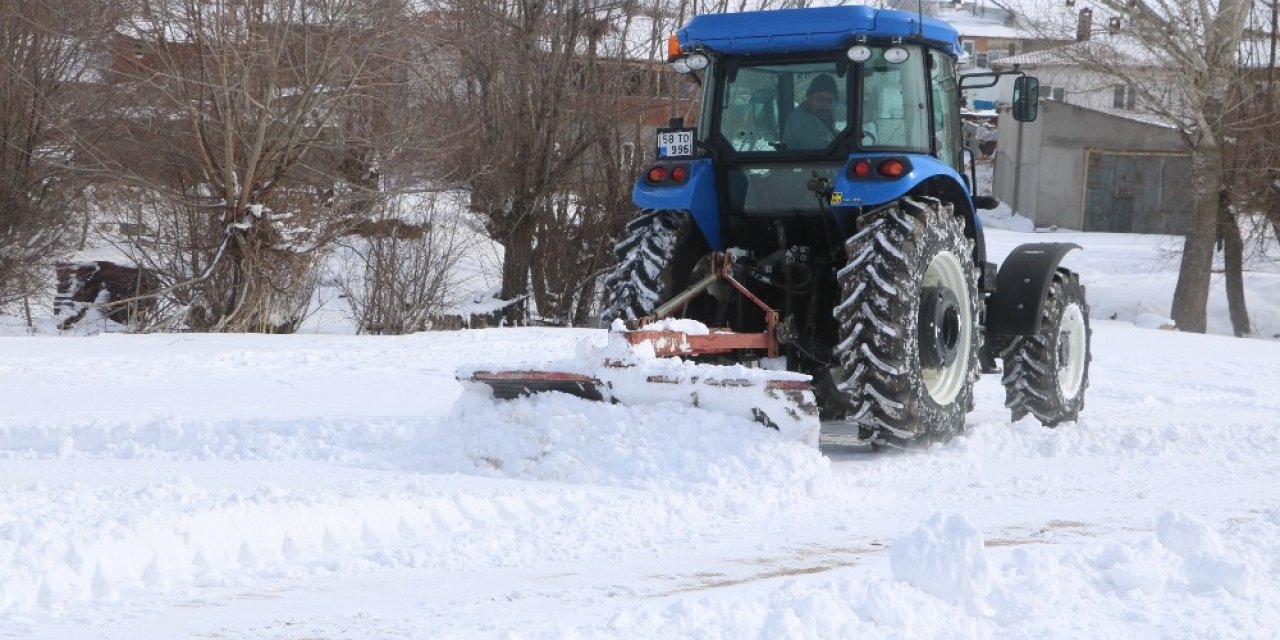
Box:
685;53;709;70
846;45;872;63
672;58;691;74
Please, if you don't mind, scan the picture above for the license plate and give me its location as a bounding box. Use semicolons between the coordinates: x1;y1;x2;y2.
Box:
656;129;694;158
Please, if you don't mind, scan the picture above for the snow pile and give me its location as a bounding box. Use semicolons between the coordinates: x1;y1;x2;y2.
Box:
1155;511;1255;596
638;318;711;335
889;513;993;614
413;391;833;511
978;201;1035;233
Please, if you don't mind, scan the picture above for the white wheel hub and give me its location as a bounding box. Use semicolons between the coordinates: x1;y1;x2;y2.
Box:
1058;303;1088;398
920;250;972;404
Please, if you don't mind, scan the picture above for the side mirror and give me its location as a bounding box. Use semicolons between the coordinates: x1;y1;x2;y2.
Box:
1012;76;1040;122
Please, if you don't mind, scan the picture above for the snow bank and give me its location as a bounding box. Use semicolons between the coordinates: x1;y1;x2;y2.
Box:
526;510;1280;639
412;391;833;508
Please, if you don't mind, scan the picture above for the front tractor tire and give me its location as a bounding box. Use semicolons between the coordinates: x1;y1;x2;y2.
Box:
1000;270;1091;426
599;209;697;325
834;197;981;446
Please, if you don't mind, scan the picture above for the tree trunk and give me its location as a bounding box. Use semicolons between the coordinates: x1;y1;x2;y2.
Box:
1217;190;1251;337
1270;181;1280;242
1170;147;1221;333
530;246;552;323
498;211;536;325
210;225;315;333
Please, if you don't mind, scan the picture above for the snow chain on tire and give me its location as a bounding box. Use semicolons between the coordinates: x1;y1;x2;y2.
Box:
833;196;981;446
599;209;694;325
1000;270;1092;426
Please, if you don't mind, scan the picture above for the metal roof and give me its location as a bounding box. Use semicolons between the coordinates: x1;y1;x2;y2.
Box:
678;6;963;57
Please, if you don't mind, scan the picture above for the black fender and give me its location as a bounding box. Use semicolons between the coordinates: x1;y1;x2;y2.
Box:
984;243;1082;336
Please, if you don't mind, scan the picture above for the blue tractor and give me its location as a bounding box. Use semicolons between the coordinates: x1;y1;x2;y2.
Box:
594;6;1092;445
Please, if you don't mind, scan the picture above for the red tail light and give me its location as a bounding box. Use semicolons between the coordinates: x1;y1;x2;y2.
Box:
670;165;689;183
852;160;872;178
877;159;907;178
647;166;668;183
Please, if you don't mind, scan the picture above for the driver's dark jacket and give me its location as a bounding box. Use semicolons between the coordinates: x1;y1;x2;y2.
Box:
782;102;836;150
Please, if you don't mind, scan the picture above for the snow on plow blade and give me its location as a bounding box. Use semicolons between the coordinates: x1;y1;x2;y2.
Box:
459;337;820;446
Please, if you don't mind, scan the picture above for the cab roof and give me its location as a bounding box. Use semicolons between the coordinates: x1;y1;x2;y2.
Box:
678;6;963;58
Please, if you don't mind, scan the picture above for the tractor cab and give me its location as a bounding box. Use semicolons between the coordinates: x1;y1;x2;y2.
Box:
637;5;1038;244
701;44;958;220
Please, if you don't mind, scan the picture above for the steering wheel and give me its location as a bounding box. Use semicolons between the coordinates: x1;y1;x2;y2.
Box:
861;129;878;146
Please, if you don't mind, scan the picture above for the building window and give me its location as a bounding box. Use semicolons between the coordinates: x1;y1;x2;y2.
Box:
975;52;989;68
1052;87;1066;102
1113;85;1137;110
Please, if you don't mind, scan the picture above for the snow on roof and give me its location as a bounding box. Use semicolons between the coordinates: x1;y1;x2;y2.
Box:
931;2;1032;40
992;37;1161;69
994;35;1278;71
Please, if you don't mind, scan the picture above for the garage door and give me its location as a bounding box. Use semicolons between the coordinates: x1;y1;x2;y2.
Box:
1083;150;1193;234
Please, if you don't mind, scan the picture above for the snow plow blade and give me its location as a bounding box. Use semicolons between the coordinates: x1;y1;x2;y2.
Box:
458;346;820;446
466;371;605;402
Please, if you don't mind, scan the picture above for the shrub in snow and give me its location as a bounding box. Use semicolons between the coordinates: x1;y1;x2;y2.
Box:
889;512;993;613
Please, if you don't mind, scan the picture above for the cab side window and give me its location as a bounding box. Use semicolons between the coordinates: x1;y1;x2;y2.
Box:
929;50;962;170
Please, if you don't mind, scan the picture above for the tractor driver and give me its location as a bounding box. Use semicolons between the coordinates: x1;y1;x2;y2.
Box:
782;73;839;150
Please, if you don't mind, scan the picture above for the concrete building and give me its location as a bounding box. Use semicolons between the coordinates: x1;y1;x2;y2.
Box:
993;100;1192;233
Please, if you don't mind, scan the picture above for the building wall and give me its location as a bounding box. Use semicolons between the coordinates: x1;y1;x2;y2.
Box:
993;100;1188;230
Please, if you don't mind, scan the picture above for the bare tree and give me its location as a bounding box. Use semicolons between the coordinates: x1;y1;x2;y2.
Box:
332;193;477;334
0;0;118;310
101;0;412;332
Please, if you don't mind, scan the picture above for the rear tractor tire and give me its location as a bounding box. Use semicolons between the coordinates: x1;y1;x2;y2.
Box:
834;197;981;446
599;209;698;325
1000;270;1091;426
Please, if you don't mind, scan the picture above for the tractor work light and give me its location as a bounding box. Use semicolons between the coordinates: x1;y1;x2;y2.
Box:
884;47;910;64
647;165;668;183
672;58;691;74
685;52;709;71
847;45;873;63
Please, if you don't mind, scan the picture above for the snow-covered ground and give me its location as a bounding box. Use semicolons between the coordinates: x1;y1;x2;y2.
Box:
3;225;1280;639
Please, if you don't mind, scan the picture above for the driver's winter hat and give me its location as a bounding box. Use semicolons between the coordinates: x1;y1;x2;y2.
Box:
807;73;838;97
